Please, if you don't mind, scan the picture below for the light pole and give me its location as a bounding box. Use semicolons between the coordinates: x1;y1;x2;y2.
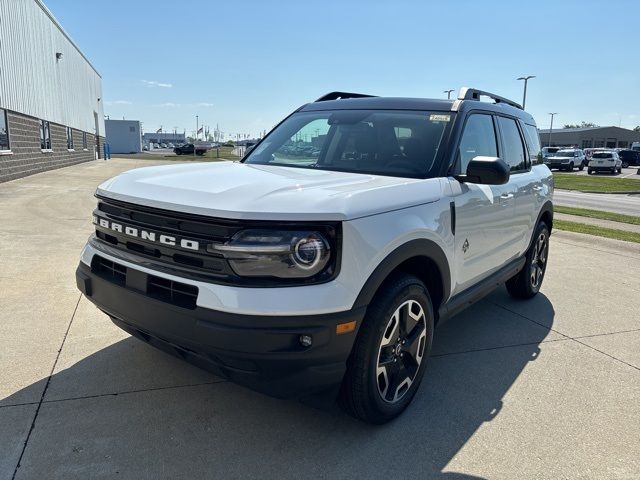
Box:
444;89;454;100
548;113;558;147
517;75;535;109
196;115;199;142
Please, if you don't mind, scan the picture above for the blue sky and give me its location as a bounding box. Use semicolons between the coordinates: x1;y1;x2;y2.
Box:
47;0;640;138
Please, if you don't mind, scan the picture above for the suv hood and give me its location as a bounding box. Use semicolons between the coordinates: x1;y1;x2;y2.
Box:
96;162;444;221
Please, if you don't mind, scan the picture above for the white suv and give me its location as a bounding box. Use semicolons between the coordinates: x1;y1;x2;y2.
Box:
545;148;586;171
588;150;622;174
76;88;554;424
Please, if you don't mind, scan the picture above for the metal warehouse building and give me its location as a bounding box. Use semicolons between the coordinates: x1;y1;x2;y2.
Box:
0;0;104;183
105;119;142;154
538;126;640;149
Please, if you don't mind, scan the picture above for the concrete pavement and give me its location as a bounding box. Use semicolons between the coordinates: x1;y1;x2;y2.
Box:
1;159;639;480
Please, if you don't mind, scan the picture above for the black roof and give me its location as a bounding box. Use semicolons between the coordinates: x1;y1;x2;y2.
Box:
300;97;455;112
298;90;535;124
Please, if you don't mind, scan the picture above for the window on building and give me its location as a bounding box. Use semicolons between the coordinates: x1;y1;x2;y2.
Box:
82;131;88;149
606;139;617;149
457;114;498;173
497;116;527;172
618;141;628;149
40;120;51;150
129;126;136;133
66;127;74;150
594;139;605;148
581;139;593;149
0;108;9;151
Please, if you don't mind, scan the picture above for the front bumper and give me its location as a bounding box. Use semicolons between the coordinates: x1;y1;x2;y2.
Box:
588;165;616;171
76;260;365;399
545;161;572;169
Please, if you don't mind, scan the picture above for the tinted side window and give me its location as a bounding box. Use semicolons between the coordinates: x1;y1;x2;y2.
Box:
457;114;497;172
521;123;542;165
498;117;526;172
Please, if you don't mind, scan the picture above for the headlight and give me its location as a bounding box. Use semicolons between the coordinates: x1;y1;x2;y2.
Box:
210;229;332;279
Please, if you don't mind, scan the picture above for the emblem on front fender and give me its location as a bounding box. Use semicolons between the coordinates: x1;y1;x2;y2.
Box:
462;238;470;253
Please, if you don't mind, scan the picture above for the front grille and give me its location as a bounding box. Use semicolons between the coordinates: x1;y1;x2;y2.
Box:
92;195;341;287
147;275;198;309
94;197;243;281
91;255;198;310
92;256;126;285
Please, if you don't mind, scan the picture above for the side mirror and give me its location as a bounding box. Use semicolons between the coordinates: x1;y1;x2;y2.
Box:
457;156;510;185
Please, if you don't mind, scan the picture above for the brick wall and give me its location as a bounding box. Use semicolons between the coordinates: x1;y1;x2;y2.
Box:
0;110;103;183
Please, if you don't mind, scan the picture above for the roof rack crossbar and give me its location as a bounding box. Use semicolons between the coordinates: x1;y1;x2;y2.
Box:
457;87;522;110
315;91;377;102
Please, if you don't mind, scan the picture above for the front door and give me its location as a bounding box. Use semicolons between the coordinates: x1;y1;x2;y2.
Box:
448;113;518;295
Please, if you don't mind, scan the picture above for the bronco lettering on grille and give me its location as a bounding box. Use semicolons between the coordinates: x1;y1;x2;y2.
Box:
94;216;200;251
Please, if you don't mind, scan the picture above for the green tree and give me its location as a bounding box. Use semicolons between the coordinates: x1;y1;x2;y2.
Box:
634;126;640;132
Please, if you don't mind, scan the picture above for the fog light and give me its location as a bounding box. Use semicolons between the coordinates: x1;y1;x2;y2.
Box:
299;334;313;347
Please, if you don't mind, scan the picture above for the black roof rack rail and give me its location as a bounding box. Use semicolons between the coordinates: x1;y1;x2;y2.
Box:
315;91;377;102
456;87;522;110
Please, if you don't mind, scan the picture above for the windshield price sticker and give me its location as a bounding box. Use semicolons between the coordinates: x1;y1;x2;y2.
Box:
429;114;451;122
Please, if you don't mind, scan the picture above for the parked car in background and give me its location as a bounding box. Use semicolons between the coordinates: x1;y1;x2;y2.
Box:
631;142;640;151
588;150;622;174
617;149;640;168
544;148;586;171
173;143;209;156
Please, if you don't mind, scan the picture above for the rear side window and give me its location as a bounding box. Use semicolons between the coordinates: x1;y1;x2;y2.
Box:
497;117;527;172
593;152;613;159
521;123;542;165
457;114;497;173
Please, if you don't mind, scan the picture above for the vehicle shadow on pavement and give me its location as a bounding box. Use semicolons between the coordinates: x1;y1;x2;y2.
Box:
3;288;554;480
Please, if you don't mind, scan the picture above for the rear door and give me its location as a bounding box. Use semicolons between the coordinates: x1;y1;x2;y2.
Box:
447;113;518;294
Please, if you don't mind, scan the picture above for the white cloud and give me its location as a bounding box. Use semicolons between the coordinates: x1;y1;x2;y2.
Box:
155;102;180;107
195;102;215;107
105;100;132;106
142;79;173;88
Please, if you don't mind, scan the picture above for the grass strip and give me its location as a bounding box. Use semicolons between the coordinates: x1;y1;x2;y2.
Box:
555;206;640;226
553;173;640;193
554;219;640;244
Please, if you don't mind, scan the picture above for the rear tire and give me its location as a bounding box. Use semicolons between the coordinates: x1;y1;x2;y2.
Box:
568;162;574;172
579;164;584;171
506;222;550;300
587;168;593;174
175;150;182;156
340;274;434;424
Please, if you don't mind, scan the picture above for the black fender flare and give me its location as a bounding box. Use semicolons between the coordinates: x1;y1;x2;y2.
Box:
528;200;554;250
352;239;451;310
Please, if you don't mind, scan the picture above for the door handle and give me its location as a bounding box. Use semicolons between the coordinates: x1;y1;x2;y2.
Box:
500;193;514;199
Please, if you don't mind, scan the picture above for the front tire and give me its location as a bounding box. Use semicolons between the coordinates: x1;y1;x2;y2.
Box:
340;274;434;424
506;222;550;299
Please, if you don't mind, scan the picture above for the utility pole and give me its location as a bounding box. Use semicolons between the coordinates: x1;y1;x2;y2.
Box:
517;75;535;109
548;113;558;147
443;89;454;100
196;115;199;142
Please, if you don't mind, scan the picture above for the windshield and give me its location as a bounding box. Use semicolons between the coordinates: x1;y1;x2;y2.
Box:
243;110;452;178
593;152;613;159
554;150;575;157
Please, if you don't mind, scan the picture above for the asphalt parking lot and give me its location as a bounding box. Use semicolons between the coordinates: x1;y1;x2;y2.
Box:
1;159;639;480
